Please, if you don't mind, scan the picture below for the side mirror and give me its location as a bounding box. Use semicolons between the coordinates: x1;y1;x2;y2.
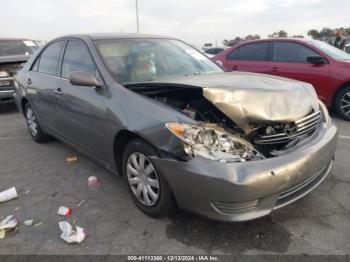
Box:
307;56;327;65
69;71;102;88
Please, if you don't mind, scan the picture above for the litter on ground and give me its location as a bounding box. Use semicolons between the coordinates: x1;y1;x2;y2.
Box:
34;222;42;227
76;200;85;208
66;156;78;163
0;215;18;239
0;215;18;231
59;221;86;244
24;219;34;226
57;206;72;218
88;176;100;190
0;187;18;203
0;229;5;239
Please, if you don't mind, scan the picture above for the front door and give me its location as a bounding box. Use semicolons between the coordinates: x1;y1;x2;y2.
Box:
54;39;108;161
269;41;331;102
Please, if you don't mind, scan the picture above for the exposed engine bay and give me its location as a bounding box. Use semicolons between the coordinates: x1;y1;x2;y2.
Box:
0;62;24;77
126;83;322;162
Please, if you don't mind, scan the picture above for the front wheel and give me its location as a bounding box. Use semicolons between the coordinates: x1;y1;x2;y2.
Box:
24;103;52;143
122;139;175;217
334;86;350;121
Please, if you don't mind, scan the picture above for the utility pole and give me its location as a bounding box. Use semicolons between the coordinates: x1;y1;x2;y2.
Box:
136;0;140;33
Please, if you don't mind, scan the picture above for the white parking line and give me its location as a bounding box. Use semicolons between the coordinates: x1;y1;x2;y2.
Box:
0;127;26;133
339;135;350;140
0;136;30;140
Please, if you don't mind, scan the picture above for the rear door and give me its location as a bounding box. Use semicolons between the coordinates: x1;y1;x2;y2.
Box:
27;40;66;130
269;41;331;101
54;39;108;160
223;42;271;74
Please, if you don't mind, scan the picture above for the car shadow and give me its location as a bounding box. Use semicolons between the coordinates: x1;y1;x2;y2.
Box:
0;103;18;114
165;210;291;254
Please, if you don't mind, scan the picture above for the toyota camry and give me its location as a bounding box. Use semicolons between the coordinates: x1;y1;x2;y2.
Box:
13;34;338;221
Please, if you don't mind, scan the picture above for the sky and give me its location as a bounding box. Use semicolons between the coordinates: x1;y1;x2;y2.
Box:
1;0;349;47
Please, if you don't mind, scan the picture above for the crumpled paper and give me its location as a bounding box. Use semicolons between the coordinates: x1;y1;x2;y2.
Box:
0;215;18;230
59;221;86;244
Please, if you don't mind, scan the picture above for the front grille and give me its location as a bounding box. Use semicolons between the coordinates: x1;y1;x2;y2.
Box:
211;199;259;215
274;160;332;209
255;111;321;144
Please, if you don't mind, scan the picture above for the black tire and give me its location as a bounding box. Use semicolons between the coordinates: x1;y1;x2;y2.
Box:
122;139;176;217
24;103;52;143
334;85;350;121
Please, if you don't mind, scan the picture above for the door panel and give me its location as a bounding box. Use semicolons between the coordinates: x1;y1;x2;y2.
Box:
55;82;107;160
54;39;108;161
269;41;331;102
27;41;66;130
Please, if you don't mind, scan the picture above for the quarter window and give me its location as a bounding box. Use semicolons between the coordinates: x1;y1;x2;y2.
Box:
226;49;239;60
237;42;268;61
272;42;320;63
37;41;65;76
62;40;98;79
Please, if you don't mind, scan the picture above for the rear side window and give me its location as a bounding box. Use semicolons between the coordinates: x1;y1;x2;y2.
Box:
272;42;320;63
37;41;65;76
226;48;239;60
236;42;268;61
62;40;98;79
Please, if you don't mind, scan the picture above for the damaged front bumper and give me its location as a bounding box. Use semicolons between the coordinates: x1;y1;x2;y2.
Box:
0;77;15;105
151;122;338;222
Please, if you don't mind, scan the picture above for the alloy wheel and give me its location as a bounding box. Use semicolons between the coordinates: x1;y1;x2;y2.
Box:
340;91;350;116
26;108;38;137
126;152;160;206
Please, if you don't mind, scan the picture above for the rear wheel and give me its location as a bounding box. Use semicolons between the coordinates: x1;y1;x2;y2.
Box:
335;86;350;121
122;139;175;217
24;103;51;143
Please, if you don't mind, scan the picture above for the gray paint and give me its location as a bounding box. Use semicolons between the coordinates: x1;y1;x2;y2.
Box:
13;33;338;221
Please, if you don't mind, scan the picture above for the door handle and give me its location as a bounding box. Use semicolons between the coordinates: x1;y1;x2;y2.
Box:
231;65;238;71
27;78;32;85
270;67;278;72
54;88;63;95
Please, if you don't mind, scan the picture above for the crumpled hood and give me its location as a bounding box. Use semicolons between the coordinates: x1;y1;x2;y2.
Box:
150;72;320;133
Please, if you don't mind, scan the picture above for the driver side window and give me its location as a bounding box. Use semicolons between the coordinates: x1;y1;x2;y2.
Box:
61;40;99;79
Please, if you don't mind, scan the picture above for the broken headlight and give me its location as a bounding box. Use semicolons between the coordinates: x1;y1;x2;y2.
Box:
166;123;265;163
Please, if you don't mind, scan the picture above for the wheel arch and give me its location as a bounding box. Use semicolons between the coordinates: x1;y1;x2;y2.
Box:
113;130;159;176
332;81;350;110
21;97;28;116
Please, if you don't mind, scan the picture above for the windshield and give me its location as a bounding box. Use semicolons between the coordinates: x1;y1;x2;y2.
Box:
308;39;350;61
0;40;38;57
94;38;223;84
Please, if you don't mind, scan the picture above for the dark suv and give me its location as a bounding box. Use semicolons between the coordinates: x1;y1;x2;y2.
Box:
0;38;38;110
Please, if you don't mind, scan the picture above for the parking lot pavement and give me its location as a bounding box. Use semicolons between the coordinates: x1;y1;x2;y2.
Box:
0;103;350;255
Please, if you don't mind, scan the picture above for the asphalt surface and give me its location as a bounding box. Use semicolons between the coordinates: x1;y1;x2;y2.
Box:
0;103;350;255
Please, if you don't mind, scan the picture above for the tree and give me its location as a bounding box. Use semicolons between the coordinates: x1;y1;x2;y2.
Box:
269;30;288;38
319;27;334;37
292;35;304;38
308;29;320;39
345;28;350;36
245;34;261;40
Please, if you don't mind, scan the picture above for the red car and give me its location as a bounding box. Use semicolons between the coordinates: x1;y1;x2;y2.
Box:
213;38;350;120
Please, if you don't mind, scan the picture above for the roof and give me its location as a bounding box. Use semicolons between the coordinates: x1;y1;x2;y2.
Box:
242;37;311;45
57;33;175;41
0;38;34;41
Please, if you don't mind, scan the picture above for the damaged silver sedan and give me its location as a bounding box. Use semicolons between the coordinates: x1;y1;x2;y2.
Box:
14;34;338;221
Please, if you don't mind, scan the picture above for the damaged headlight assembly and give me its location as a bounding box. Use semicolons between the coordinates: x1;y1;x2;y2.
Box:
166;123;265;163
